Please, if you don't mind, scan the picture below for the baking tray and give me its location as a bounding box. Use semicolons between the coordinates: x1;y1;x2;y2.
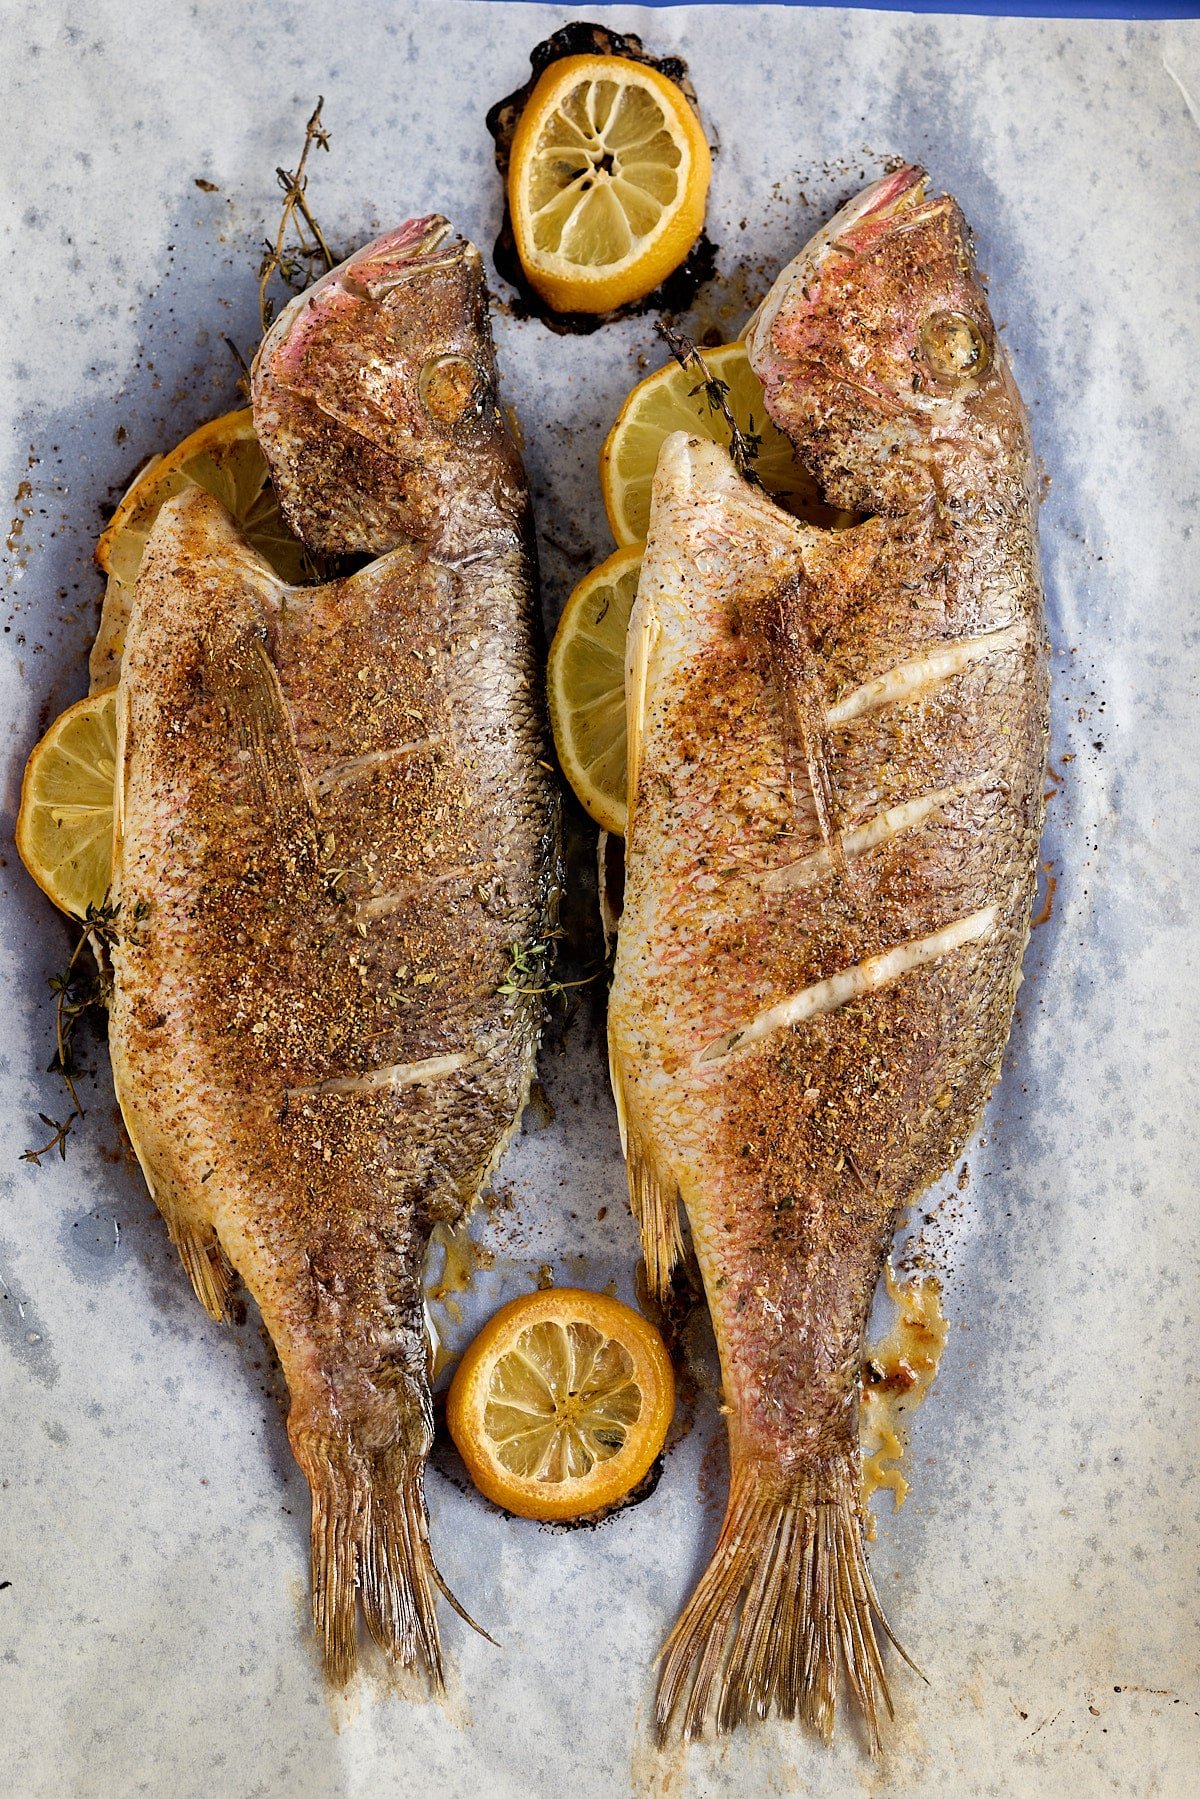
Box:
3;4;1199;1793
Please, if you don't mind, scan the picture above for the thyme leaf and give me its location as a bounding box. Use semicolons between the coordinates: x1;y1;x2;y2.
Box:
21;1114;75;1166
23;899;145;1167
498;934;598;1001
222;334;253;402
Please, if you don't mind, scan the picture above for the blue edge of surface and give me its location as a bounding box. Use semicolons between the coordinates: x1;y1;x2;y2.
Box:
487;2;1199;18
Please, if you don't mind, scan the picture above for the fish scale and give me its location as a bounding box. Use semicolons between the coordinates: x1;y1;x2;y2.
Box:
608;166;1048;1748
106;220;557;1690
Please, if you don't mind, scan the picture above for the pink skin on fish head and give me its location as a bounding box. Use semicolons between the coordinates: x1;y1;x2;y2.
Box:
252;217;523;555
746;166;1030;515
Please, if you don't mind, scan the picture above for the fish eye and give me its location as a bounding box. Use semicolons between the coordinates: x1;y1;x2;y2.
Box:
418;353;487;427
919;310;990;382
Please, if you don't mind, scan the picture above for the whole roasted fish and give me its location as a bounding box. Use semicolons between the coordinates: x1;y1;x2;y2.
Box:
107;219;557;1686
608;167;1048;1745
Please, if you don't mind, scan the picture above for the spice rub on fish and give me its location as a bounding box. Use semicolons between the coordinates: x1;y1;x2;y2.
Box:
608;168;1048;1746
107;220;557;1689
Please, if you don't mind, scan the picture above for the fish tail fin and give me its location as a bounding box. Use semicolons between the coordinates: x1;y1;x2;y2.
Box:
302;1434;364;1688
294;1429;486;1689
358;1445;446;1686
656;1452;918;1750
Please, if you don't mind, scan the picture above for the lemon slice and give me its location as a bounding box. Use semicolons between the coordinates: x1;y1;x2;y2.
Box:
16;690;117;918
90;409;307;690
601;340;837;546
507;53;711;315
446;1287;674;1521
547;545;642;836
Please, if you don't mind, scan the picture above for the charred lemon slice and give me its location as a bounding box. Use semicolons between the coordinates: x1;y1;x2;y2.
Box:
507;54;711;315
446;1287;674;1521
16;689;117;917
547;545;641;837
91;409;307;688
600;341;829;546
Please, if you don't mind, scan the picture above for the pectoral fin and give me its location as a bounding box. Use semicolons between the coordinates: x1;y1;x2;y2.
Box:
111;1055;236;1323
625;596;661;834
755;572;846;878
201;621;320;860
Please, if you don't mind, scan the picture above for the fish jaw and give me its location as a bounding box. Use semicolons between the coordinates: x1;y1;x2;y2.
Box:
743;166;925;370
614;450;867;1458
746;167;1030;515
252;219;525;555
613;442;923;1739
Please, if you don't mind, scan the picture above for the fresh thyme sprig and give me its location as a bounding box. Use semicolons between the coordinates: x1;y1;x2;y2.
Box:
655;319;764;486
22;899;144;1167
499;934;598;1001
257;98;337;335
22;1114;75;1167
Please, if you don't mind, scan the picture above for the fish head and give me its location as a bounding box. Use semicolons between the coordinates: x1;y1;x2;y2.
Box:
746;168;1025;514
252;218;521;554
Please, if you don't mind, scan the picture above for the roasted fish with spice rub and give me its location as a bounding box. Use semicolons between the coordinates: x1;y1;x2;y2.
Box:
107;219;557;1687
608;167;1048;1745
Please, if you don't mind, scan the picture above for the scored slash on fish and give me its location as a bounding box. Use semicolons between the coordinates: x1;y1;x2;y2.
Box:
698;905;999;1064
825;619;1029;726
287;1051;473;1097
760;775;995;894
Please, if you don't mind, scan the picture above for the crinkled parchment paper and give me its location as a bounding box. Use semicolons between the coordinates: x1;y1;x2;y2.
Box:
2;4;1199;1794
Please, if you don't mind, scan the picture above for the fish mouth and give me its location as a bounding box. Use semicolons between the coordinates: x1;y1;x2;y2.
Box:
853;163;927;225
339;216;478;302
745;165;928;361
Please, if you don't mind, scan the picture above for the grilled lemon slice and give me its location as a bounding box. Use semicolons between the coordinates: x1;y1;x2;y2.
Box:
547;545;642;837
600;341;830;546
446;1287;674;1521
91;409;307;689
507;54;710;315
